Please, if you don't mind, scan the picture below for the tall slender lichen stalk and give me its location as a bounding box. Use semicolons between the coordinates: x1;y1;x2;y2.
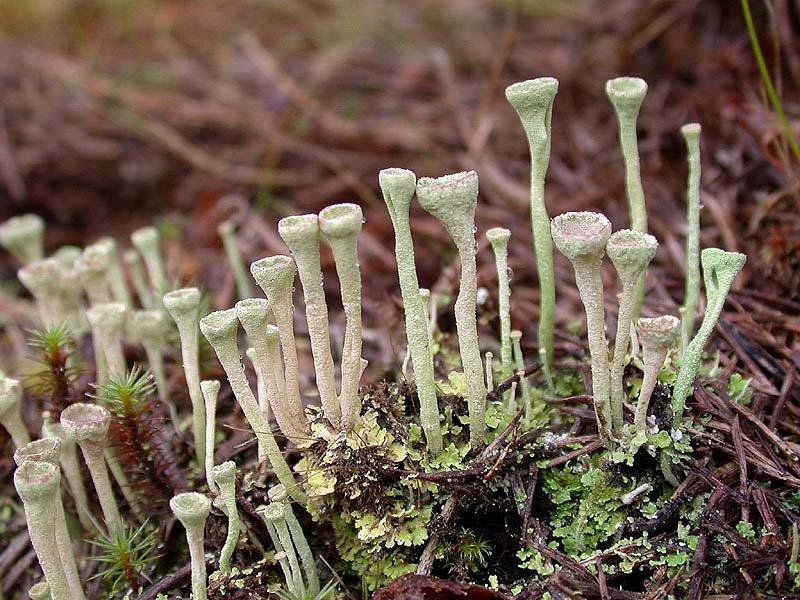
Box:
319;203;364;431
259;502;304;595
170;492;211;600
277;216;341;428
257;504;295;595
606;230;657;429
0;375;30;448
163;288;206;470
86;303;127;379
60;403;122;534
269;484;320;596
606;77;649;318
551;212;613;443
671;248;746;427
131;310;178;429
250;256;316;429
210;461;241;573
200;309;305;503
14;439;86;600
486;227;513;375
510;330;531;421
245;347;269;461
201;380;220;492
218;220;253;300
379;168;442;454
42;412;93;531
14;461;72;600
131;227;167;297
634;315;679;432
505;78;558;372
235;298;307;441
680;123;702;355
123;249;153;308
95;237;132;307
0;214;45;264
18;258;66;326
417;171;487;448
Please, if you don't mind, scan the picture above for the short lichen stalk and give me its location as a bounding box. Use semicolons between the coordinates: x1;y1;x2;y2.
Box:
269;484;320;595
259;502;304;596
0;214;45;265
96;237;132;307
552;212;613;443
210;461;241;573
123;249;153;308
14;461;73;600
200;309;305;503
487;227;513;375
277;216;341;428
86;303;127;380
505;78;558;372
201;380;220;491
634;315;679;432
510;330;532;422
417;171;487;448
218;220;253;300
606;77;649;319
250;256;314;434
319;203;364;431
379;168;442;454
606;230;657;429
60;403;122;534
163;288;206;470
0;375;31;448
170;492;211;600
14;439;86;600
76;242;114;306
131;227;167;297
18;258;67;326
680;123;702;355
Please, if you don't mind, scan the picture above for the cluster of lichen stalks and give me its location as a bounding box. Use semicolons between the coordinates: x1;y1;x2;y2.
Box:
0;75;745;599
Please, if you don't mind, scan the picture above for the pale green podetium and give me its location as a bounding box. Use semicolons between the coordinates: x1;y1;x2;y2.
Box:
510;330;531;421
14;439;86;600
416;171;487;448
95;237;132;307
163;288;206;470
130;310;178;429
269;484;320;596
606;229;657;429
606;77;649;318
0;375;31;448
277;216;341;428
170;492;211;600
86;303;127;380
379;168;442;454
486;227;513;375
14;462;73;600
210;461;241;573
680;123;702;355
634;315;679;432
60;403;122;534
551;212;613;443
245;347;269;462
131;226;167;297
18;258;66;326
218;220;253;300
259;502;304;596
505;78;558;372
200;309;305;503
249;256;314;432
201;380;220;492
0;213;45;264
123;249;153;308
76;242;114;306
319;203;364;431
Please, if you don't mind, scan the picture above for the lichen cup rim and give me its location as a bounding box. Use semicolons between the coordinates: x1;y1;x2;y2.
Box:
551;211;612;259
14;437;62;467
14;460;60;501
60;403;111;441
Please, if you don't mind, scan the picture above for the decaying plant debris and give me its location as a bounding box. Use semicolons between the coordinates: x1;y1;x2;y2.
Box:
0;2;799;599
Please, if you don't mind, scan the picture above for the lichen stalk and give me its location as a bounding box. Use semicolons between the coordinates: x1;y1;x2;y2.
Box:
60;402;122;534
13;439;86;600
486;227;513;374
269;484;319;595
510;330;531;421
606;77;649;319
260;502;304;594
123;250;153;308
76;242;114;306
250;256;320;429
53;247;85;333
200;309;305;503
0;375;31;448
505;78;558;371
13;461;72;600
131;227;166;296
86;303;127;379
210;461;241;573
218;220;253;300
606;229;657;429
552;212;613;443
201;380;220;492
379;168;442;453
246;348;269;462
277;215;342;427
236;298;306;441
18;258;67;326
170;492;211;600
0;214;45;265
131;310;177;429
680;123;702;355
319;203;364;431
258;507;297;595
417;171;487;448
96;237;132;307
634;315;679;432
163;288;206;469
